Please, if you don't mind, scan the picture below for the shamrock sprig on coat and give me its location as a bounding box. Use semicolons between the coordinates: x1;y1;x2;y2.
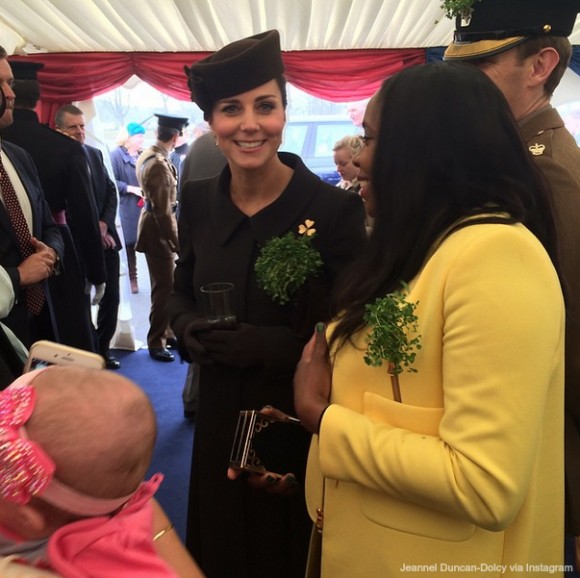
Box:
255;219;323;305
363;282;422;403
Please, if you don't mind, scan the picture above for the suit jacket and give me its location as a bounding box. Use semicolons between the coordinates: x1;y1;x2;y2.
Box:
2;109;106;284
84;144;121;250
0;140;64;342
0;268;25;389
308;222;564;577
168;152;367;577
519;106;580;534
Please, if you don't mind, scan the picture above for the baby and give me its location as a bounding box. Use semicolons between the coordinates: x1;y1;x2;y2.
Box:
0;365;178;577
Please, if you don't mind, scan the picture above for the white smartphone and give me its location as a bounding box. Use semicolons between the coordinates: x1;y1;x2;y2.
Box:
24;340;106;372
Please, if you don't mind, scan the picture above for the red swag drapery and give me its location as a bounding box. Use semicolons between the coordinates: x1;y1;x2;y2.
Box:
9;49;425;125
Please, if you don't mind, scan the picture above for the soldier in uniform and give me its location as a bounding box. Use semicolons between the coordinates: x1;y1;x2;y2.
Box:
2;60;105;353
136;113;189;362
445;0;580;569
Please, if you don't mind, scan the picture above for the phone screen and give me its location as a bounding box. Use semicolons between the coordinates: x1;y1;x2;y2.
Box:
27;358;54;371
24;341;106;372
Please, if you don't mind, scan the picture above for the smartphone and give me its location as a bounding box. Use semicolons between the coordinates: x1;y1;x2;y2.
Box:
24;340;106;372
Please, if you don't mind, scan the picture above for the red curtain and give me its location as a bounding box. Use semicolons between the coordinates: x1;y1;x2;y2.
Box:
9;48;425;125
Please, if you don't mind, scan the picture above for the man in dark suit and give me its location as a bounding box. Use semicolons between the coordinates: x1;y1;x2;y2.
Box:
55;104;122;369
2;60;106;353
0;47;64;348
1;266;27;388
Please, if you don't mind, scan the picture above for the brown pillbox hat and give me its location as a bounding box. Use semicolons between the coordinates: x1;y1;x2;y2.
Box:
184;30;284;118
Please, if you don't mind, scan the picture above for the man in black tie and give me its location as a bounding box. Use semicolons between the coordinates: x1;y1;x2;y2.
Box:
55;104;122;370
0;47;63;348
2;60;106;354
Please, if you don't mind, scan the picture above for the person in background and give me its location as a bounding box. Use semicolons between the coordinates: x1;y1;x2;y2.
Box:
332;135;362;193
54;104;122;370
179;130;227;196
294;61;564;578
0;266;27;389
0;48;63;349
177;127;227;420
169;125;190;185
346;98;368;128
444;0;580;569
110;122;145;295
0;365;205;578
136;113;188;363
170;30;367;578
2;60;104;353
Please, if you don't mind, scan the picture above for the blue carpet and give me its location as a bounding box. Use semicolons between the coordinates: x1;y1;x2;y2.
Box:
113;347;193;542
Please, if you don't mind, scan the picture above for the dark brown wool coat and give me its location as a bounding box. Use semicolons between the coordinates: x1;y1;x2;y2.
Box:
168;152;366;578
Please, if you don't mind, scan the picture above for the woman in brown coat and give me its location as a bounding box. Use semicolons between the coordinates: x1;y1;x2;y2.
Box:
168;30;367;578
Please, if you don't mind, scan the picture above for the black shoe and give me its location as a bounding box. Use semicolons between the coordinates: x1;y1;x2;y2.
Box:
166;337;178;350
104;353;121;370
149;348;175;362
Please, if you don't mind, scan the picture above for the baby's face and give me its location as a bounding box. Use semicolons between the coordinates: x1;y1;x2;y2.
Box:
0;496;29;539
0;495;60;541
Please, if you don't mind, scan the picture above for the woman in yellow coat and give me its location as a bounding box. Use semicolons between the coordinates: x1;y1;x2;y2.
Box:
294;62;566;577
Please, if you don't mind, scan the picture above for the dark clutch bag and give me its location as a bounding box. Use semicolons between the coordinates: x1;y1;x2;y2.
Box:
229;410;302;477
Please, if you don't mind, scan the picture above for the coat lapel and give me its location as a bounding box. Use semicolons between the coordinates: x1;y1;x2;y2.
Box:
211;153;322;246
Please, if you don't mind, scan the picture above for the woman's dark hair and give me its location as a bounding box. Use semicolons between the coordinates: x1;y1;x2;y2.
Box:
331;61;559;346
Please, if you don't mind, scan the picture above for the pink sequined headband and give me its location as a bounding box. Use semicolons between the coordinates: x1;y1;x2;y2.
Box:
0;368;135;517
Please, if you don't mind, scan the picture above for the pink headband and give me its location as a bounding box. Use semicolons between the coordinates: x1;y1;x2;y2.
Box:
0;368;136;517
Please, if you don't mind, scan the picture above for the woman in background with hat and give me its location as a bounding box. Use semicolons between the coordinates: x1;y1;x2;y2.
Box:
110;122;146;294
169;30;366;578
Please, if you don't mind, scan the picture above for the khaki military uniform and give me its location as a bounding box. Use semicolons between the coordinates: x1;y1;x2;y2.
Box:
520;106;580;535
135;145;178;350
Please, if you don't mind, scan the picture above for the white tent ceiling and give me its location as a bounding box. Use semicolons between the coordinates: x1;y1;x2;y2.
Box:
2;0;580;55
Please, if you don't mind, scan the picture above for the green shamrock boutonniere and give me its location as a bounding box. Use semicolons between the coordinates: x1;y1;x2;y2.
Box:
363;282;422;403
255;219;323;305
440;0;480;20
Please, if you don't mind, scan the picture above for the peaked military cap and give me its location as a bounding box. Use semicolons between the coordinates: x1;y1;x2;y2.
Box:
154;114;189;132
444;0;580;61
10;60;44;80
184;30;285;117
